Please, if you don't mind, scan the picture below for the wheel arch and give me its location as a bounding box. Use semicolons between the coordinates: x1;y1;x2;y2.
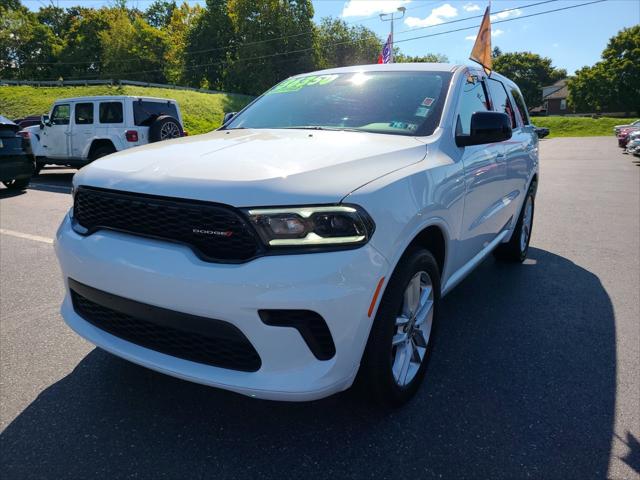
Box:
87;138;117;160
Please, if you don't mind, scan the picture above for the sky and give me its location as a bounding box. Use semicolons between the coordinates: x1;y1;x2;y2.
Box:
21;0;640;74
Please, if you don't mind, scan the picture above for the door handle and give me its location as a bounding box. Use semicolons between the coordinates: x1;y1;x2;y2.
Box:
496;153;507;162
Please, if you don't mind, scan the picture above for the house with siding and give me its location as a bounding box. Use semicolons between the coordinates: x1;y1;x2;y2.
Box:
541;79;572;115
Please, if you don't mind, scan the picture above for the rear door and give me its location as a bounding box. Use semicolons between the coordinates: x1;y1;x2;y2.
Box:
497;83;537;219
42;104;71;158
455;73;509;267
70;102;95;159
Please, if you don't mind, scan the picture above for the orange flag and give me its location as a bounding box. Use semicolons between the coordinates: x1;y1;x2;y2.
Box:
469;6;492;74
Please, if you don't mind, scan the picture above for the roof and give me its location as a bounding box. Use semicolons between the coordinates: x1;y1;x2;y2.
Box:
295;63;463;76
543;79;569;100
52;95;177;103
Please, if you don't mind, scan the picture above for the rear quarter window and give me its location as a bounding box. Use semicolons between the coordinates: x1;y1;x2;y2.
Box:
133;101;179;126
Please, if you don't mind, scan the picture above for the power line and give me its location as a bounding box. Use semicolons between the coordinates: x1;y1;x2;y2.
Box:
18;0;557;66
395;0;558;35
12;0;607;81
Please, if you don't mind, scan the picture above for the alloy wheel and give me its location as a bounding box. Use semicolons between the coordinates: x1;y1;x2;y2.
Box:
391;270;434;387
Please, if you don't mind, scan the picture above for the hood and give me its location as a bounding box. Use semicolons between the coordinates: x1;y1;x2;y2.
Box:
74;128;427;206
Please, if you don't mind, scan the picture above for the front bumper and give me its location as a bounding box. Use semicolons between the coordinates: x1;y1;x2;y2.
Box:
55;214;389;401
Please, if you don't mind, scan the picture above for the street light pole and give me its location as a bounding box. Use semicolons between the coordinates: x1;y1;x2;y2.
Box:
379;6;406;63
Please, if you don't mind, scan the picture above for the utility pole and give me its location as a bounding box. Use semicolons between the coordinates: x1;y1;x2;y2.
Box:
379;6;406;63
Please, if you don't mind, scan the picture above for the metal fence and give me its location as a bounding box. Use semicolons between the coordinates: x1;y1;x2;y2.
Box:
0;78;236;96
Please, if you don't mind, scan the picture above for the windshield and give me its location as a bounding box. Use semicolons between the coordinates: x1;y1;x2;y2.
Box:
225;71;453;136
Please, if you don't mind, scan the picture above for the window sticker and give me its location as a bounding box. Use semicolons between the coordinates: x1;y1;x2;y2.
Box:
389;121;418;130
268;74;339;94
421;97;435;107
415;106;430;117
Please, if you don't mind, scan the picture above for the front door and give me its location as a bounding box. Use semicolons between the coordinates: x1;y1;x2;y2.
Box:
455;74;509;268
42;104;71;158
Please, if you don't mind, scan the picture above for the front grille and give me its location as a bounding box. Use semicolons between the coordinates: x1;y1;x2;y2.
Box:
69;279;261;372
73;187;261;262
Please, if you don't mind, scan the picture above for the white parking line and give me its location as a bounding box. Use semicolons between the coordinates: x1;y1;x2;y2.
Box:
0;228;54;244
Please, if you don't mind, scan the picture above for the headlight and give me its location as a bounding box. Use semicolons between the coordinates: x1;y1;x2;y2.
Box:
245;205;374;249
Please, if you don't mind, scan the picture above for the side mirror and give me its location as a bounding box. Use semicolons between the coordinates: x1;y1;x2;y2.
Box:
40;114;50;129
222;112;237;125
456;111;512;147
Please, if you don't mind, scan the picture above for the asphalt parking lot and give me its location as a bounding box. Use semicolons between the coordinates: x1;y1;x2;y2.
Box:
1;137;638;479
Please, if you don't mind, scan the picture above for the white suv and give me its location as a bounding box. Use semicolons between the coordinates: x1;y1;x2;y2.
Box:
24;95;184;171
55;64;538;406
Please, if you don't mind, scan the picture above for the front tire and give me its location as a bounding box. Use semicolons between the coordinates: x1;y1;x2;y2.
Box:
493;188;535;263
358;248;441;407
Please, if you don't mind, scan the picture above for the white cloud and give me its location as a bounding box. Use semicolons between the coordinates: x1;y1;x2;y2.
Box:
465;28;504;41
490;8;522;22
404;3;458;28
341;0;411;18
463;3;481;12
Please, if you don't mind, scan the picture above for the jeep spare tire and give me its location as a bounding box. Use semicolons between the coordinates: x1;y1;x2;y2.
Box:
149;115;183;143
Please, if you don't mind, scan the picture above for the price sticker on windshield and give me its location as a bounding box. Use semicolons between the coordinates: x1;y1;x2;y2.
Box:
268;74;339;94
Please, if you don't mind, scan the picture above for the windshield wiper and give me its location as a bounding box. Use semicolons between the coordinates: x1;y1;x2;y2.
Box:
279;126;365;133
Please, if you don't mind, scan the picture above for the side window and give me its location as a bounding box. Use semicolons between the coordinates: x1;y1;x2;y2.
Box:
75;103;94;125
50;104;70;125
487;79;516;128
456;75;489;135
99;102;124;124
133;101;179;126
510;88;530;126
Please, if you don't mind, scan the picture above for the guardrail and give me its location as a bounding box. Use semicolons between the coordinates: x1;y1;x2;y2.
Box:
0;79;235;96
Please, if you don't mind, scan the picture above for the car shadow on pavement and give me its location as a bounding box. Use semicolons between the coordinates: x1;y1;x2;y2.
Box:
0;248;617;479
28;168;74;194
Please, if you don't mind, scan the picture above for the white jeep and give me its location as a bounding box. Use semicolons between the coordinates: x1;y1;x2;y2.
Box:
24;95;184;172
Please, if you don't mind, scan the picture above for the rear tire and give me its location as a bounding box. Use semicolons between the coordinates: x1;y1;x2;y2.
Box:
90;144;116;161
493;188;535;262
3;178;30;190
358;248;441;407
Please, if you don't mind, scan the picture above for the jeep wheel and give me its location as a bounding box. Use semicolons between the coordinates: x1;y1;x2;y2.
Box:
91;145;116;161
358;248;440;407
149;115;183;143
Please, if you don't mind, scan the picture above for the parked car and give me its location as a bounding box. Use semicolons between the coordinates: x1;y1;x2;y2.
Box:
14;115;42;130
617;126;640;148
23;96;184;172
624;130;640;155
55;64;539;406
533;125;550;139
614;119;640;136
0;115;34;190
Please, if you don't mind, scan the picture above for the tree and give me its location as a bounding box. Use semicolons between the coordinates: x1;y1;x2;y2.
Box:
316;17;379;68
0;3;61;80
183;0;235;89
55;7;111;79
569;26;639;114
224;0;317;95
164;2;202;84
492;52;566;109
145;0;177;29
99;9;169;82
395;53;449;63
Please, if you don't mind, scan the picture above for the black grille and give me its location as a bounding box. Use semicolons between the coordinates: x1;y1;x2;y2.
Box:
69;278;261;372
73;187;261;262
